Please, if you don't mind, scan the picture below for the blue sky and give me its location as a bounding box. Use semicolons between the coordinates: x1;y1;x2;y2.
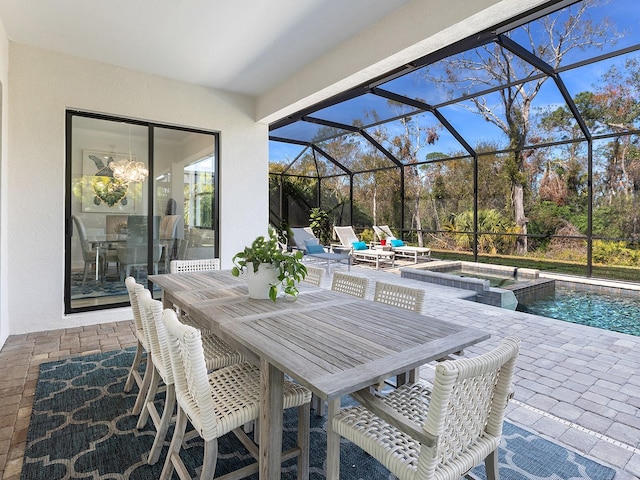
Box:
270;0;640;164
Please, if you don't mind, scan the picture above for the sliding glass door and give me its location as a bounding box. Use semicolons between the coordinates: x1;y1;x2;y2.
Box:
65;111;218;313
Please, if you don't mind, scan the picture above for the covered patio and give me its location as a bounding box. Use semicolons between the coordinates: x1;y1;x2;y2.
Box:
1;263;639;478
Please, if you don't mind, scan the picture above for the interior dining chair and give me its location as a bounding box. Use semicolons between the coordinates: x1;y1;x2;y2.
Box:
331;271;370;298
135;288;244;465
302;265;325;287
160;308;312;480
71;215;103;285
327;337;521;480
169;258;220;273
123;276;153;415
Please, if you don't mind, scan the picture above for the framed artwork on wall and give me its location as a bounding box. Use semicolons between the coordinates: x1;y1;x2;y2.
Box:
81;149;139;213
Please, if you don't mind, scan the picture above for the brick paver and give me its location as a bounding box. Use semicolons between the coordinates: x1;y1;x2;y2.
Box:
0;265;638;479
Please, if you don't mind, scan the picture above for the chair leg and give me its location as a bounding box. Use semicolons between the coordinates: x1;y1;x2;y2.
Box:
200;439;219;480
485;449;500;480
160;406;188;480
297;402;311;480
124;341;144;392
137;366;161;429
82;262;89;286
132;352;154;415
148;385;176;465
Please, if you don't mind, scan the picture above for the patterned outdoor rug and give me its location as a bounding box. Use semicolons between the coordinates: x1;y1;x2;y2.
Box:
22;350;616;480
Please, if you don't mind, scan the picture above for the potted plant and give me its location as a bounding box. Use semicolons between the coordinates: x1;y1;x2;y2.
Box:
231;226;307;301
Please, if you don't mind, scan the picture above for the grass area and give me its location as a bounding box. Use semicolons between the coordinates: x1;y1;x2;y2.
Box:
429;249;640;283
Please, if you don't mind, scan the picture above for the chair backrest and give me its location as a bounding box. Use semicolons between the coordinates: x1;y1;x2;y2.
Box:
373;225;397;241
170;258;220;273
373;281;425;313
331;272;369;298
162;308;218;440
71;215;93;259
289;227;318;250
139;288;173;385
159;215;184;240
302;265;325;287
333;226;360;247
419;337;520;476
125;276;146;342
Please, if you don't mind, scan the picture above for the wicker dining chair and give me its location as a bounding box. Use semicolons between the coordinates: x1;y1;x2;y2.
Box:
134;288;244;465
123;277;152;415
168;258;220;316
373;281;426;387
160;309;312;480
373;281;425;313
303;265;325;287
327;337;520;480
169;258;220;273
331;272;370;298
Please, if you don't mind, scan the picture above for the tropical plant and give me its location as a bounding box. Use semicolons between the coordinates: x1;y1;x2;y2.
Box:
231;227;307;301
309;208;333;246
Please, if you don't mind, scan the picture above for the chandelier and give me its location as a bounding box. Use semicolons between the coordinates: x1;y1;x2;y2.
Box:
108;156;149;183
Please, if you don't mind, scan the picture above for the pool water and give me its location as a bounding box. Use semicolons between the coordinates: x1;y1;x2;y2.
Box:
518;289;640;336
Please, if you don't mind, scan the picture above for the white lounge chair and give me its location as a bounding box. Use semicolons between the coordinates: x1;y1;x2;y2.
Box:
333;226;395;270
373;225;431;263
290;226;351;271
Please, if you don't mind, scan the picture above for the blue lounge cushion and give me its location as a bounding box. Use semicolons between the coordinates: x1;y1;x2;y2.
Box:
304;238;319;246
390;239;405;247
306;243;325;254
352;241;367;250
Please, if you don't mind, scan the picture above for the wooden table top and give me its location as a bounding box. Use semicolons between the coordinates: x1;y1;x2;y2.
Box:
151;270;490;401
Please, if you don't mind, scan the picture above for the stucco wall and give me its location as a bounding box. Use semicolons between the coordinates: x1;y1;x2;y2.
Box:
0;20;8;347
7;43;268;335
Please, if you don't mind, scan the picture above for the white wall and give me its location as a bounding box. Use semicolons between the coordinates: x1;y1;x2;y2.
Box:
0;20;8;347
7;43;268;335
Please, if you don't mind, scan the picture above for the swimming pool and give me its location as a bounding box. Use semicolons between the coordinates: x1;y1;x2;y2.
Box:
518;288;640;336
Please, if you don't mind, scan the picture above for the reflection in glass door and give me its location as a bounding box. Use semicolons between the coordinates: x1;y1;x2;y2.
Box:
65;111;218;313
154;127;218;276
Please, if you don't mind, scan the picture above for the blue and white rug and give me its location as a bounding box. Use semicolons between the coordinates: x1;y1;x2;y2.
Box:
21;349;616;480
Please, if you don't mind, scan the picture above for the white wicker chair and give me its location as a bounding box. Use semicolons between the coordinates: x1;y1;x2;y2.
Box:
303;265;325;287
373;281;426;386
135;289;244;465
123;277;152;415
373;281;425;313
169;258;220;273
327;337;520;480
160;309;312;480
331;272;370;298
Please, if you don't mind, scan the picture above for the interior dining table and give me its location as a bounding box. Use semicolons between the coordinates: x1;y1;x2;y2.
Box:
149;269;490;480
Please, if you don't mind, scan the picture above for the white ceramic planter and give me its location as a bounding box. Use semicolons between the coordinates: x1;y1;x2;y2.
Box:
245;263;280;299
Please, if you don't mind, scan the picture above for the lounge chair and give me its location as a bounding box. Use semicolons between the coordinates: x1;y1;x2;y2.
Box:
333;226;395;270
290;226;351;271
373;225;431;263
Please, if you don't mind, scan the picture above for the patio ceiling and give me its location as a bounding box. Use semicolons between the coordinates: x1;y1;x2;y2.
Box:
269;0;640;174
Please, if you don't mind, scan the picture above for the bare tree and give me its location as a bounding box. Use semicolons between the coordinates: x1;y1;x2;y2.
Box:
426;0;616;253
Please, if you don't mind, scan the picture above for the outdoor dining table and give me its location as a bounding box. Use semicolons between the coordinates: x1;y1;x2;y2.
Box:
150;270;490;480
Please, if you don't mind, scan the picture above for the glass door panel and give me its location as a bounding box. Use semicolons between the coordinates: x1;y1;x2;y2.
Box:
153;127;217;272
67;115;150;311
